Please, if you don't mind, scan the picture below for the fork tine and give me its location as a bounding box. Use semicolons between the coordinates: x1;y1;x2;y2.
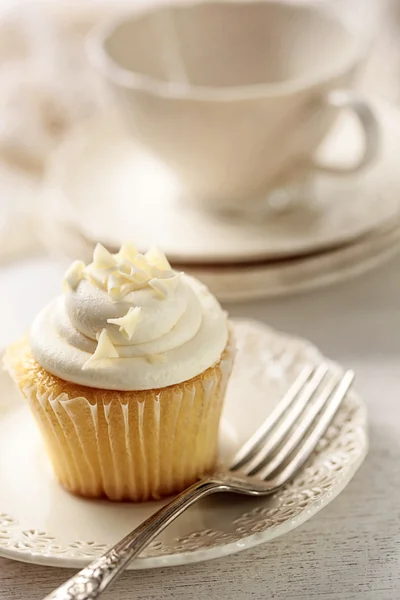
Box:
230;365;316;470
254;371;340;478
237;363;329;474
268;369;355;486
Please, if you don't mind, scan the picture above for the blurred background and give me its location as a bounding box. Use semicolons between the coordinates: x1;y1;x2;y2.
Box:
0;0;400;304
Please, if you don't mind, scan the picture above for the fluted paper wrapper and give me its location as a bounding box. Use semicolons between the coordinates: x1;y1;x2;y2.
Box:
5;335;234;501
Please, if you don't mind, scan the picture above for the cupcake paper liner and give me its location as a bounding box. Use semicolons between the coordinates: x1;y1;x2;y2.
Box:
5;334;234;501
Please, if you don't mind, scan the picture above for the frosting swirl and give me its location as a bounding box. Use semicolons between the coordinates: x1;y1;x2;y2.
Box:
30;243;228;390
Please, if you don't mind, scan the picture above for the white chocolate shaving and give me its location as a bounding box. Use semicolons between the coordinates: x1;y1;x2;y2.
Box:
83;329;119;369
132;253;153;276
117;242;138;263
92;243;116;270
107;307;141;340
116;259;134;276
116;264;149;286
74;242;177;301
149;274;181;298
63;260;85;291
118;283;137;298
107;272;126;300
86;265;108;288
145;247;171;271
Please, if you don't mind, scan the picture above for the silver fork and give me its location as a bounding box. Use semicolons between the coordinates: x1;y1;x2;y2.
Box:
44;364;354;600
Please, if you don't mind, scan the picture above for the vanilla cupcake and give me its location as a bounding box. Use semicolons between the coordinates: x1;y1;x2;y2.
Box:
5;243;234;501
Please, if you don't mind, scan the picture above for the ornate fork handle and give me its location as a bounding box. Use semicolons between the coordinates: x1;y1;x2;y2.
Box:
44;480;226;600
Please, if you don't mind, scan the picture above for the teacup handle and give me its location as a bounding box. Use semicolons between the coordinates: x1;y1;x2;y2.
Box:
310;90;380;175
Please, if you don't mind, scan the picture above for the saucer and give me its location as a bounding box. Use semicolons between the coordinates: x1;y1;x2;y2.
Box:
44;213;400;302
0;320;367;569
43;98;400;264
184;222;400;301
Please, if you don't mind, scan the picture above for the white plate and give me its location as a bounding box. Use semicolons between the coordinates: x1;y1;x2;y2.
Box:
0;320;367;569
44;214;400;302
185;222;400;302
43;98;400;263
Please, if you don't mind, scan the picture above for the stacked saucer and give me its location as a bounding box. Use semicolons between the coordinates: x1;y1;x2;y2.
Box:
43;98;400;302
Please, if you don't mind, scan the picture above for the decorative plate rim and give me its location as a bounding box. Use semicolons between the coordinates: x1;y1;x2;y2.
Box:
0;445;367;570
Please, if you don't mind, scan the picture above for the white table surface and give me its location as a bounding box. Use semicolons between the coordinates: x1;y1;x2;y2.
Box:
0;253;399;599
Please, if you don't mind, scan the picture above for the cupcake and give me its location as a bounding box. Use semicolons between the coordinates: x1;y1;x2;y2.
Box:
5;243;234;501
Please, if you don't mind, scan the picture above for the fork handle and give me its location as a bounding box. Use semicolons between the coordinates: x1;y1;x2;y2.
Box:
44;479;226;600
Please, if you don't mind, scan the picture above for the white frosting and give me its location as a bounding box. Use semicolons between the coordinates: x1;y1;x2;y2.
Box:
30;244;228;390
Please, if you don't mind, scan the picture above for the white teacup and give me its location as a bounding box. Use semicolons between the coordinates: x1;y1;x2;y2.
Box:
88;0;379;210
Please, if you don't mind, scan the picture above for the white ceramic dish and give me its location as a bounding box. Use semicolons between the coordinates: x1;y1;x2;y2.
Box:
0;320;367;569
185;222;400;302
43;98;400;264
44;206;400;302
